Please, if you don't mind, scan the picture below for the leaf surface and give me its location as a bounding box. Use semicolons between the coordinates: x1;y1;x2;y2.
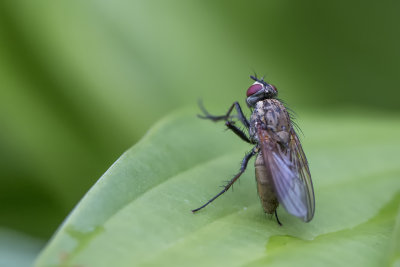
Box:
36;110;400;267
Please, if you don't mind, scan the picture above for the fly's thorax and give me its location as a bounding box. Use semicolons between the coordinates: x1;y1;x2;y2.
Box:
249;99;291;144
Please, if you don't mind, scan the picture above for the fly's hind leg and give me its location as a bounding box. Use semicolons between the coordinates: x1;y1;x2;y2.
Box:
274;210;283;226
192;147;257;213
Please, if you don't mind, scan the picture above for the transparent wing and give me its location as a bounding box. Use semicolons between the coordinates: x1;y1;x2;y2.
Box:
288;129;315;221
258;128;315;222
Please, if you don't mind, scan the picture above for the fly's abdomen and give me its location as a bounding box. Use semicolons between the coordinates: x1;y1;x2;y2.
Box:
255;152;279;214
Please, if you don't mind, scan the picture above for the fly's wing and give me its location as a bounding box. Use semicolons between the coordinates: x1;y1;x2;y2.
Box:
289;129;315;221
258;127;315;222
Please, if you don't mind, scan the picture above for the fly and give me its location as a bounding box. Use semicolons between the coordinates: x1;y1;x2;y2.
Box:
192;75;315;225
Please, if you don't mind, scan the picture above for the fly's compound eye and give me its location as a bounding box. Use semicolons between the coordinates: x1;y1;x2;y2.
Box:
270;84;278;92
246;83;263;97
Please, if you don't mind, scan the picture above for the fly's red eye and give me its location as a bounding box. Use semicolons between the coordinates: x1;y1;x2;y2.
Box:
246;83;263;97
270;84;277;92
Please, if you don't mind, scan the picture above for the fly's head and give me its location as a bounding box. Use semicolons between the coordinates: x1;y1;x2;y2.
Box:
246;75;278;107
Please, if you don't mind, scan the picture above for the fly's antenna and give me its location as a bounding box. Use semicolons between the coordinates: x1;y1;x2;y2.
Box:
250;74;268;86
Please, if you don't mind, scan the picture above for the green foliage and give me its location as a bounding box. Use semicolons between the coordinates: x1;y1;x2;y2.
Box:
1;1;400;265
1;0;400;240
0;228;44;267
36;110;400;266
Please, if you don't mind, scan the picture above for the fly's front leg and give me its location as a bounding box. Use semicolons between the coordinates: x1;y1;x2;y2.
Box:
233;101;250;129
198;101;253;143
197;100;235;122
198;101;250;128
192;147;257;213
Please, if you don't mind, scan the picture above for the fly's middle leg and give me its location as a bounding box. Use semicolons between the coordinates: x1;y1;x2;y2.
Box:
225;121;253;144
192;147;257;213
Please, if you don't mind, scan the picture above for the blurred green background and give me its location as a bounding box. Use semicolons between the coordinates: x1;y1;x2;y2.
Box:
0;0;399;264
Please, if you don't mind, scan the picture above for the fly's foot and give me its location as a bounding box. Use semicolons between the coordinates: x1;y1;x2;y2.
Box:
275;210;283;226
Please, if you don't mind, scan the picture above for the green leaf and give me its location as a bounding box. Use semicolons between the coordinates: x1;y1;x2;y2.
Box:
0;228;44;267
35;110;400;267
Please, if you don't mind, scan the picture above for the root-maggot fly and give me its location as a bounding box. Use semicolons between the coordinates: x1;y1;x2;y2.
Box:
192;75;315;225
